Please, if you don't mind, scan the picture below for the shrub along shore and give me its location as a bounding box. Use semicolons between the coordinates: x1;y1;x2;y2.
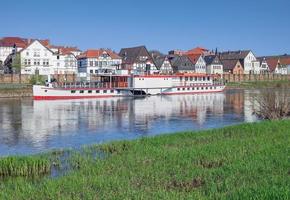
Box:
226;80;290;89
0;120;289;199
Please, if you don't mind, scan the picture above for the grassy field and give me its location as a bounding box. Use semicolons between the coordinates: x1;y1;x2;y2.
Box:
0;120;289;199
226;80;290;89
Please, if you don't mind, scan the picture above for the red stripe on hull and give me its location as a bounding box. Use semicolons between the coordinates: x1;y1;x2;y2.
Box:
33;95;116;100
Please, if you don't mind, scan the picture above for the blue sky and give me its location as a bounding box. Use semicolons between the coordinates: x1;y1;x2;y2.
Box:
1;0;289;56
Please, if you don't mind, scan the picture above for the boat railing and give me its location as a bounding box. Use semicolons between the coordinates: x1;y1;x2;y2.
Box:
52;82;128;89
172;82;224;87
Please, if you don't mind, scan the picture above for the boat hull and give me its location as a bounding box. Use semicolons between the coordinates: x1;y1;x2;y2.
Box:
33;85;225;100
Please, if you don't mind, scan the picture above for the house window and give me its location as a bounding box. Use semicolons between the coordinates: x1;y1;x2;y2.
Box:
90;70;93;74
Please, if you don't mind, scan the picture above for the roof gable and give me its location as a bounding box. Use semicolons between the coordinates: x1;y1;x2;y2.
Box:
78;49;120;59
169;55;195;71
204;55;222;65
219;50;251;60
119;46;153;64
20;40;54;54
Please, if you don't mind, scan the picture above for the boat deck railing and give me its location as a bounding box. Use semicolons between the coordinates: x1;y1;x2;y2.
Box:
51;82;128;89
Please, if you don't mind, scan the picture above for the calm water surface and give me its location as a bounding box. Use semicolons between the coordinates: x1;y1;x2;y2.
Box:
0;89;258;156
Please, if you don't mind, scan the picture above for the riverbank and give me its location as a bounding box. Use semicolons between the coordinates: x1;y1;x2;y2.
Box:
0;84;32;98
226;80;290;89
0;120;289;199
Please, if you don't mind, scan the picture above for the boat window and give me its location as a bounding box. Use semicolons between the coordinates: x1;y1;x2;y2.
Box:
44;90;47;93
71;90;76;93
177;88;180;91
201;87;204;90
80;90;84;93
210;87;212;89
182;88;185;91
205;87;208;90
192;87;195;90
88;90;92;93
190;77;193;81
185;77;188;81
96;90;100;93
195;77;197;81
197;87;199;90
110;90;114;93
207;76;210;81
203;77;205;81
103;90;107;93
180;77;183;81
187;88;190;90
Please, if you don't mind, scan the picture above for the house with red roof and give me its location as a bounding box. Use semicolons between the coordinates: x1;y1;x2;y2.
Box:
258;55;290;74
0;37;28;66
77;49;122;76
187;54;207;74
186;47;210;56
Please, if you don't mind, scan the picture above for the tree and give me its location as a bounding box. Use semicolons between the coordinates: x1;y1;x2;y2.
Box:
11;53;21;74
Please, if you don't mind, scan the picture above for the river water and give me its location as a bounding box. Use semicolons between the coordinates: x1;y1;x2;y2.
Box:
0;89;258;156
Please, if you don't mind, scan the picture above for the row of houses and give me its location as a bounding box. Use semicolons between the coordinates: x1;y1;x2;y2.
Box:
0;36;289;76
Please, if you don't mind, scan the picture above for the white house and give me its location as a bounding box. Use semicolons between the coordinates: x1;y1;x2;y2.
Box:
77;49;122;76
204;55;223;75
220;50;260;74
20;40;55;75
187;54;207;74
153;56;173;74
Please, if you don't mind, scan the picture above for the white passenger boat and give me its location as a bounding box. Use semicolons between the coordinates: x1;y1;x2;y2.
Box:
33;74;225;100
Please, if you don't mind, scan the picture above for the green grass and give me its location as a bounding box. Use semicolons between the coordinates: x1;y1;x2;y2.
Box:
0;156;50;177
0;120;289;199
226;80;290;89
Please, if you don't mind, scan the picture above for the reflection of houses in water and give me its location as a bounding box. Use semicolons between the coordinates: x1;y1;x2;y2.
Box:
130;93;225;128
18;93;226;144
244;90;258;122
226;90;244;115
0;98;26;146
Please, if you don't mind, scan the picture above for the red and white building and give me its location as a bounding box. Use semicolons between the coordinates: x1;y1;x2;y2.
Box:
77;49;122;76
